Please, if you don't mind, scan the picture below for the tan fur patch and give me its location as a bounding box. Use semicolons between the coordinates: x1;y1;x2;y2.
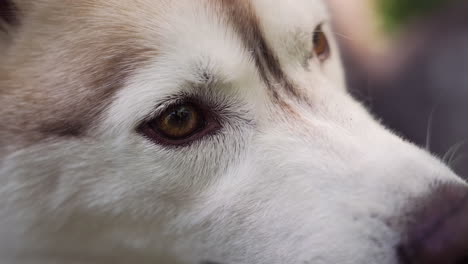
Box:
0;0;161;152
0;0;303;155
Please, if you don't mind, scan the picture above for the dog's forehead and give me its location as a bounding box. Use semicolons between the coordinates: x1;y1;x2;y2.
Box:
0;0;329;150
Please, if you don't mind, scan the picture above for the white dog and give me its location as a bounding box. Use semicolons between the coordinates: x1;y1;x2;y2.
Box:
0;0;467;263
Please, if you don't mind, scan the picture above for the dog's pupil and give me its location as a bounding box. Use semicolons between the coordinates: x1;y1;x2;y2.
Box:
168;107;192;127
154;104;202;139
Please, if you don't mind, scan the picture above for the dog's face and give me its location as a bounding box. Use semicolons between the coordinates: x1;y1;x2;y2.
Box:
1;0;468;263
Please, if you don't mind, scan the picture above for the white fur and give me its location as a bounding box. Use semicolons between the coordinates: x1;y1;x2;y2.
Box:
0;0;465;263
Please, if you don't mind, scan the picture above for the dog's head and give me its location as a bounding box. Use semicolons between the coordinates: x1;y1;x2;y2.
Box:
1;0;467;263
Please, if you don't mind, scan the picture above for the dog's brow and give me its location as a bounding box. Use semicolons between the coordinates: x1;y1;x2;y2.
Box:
212;0;305;104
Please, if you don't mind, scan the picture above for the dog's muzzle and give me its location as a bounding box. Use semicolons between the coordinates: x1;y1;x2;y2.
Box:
397;183;468;264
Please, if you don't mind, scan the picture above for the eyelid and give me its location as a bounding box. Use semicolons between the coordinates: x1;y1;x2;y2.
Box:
140;95;193;125
137;98;222;148
138;94;222;130
314;23;326;34
317;20;329;28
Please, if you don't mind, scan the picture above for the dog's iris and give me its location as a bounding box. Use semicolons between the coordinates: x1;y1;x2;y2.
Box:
313;26;330;62
155;104;202;139
138;100;221;147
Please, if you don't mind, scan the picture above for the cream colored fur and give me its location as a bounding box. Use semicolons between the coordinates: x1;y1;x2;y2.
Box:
0;1;465;264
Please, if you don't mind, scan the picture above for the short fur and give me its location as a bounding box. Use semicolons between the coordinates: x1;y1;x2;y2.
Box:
0;0;466;263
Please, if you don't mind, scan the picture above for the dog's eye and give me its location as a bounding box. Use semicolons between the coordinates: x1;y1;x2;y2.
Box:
156;104;201;139
139;102;220;146
312;26;330;62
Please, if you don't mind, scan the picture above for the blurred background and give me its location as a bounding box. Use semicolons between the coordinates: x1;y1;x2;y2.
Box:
327;0;468;179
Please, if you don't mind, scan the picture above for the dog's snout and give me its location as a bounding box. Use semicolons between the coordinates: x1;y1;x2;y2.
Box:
398;183;468;264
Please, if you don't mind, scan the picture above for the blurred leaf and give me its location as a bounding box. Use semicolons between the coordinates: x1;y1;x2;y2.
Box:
377;0;455;31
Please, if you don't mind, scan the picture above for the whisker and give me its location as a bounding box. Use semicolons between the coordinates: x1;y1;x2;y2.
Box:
449;153;467;170
425;104;438;151
442;140;467;165
330;30;355;41
448;141;467;166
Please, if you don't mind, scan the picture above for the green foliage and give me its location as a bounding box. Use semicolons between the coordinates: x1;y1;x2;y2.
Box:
377;0;454;31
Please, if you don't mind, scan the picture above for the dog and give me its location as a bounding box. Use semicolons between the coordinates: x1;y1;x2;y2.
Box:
1;0;467;263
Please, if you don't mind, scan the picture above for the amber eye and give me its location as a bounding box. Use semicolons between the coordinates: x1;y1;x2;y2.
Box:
154;104;203;139
139;102;220;146
312;26;330;62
